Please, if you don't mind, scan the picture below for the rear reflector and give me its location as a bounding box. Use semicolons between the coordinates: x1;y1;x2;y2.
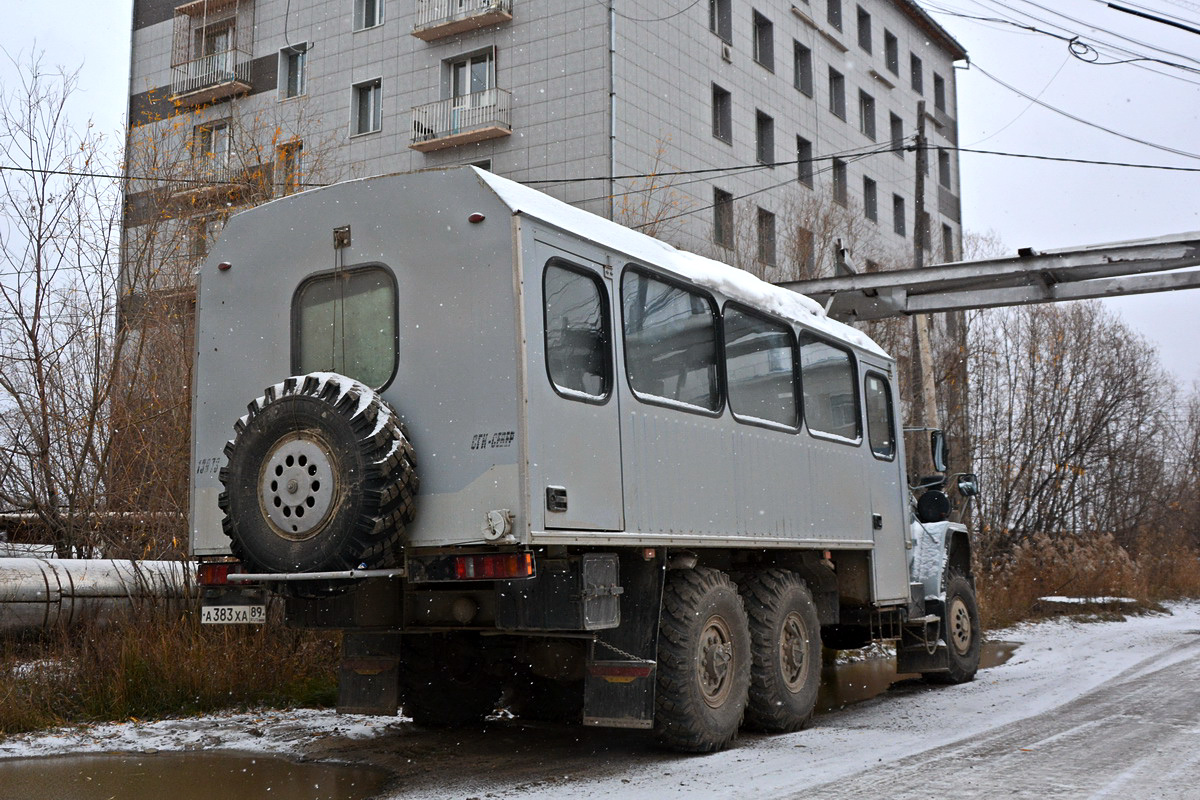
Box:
197;562;241;585
453;552;534;580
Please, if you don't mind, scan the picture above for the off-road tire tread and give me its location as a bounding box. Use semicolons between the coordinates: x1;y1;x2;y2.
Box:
923;571;981;685
740;568;821;732
655;567;750;753
217;373;418;573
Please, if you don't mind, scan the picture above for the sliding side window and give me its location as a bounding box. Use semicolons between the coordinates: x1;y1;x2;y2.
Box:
798;332;860;441
724;305;798;428
293;265;397;389
543;261;611;401
622;268;721;412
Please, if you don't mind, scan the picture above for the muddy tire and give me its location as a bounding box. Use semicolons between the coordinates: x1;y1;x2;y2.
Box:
924;573;981;684
218;373;417;574
740;569;821;732
655;567;751;752
400;634;499;727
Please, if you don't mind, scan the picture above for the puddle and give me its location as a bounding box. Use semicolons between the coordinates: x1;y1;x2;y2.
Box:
0;752;388;800
818;640;1019;714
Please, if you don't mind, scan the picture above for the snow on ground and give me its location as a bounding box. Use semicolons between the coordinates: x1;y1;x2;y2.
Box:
2;601;1198;800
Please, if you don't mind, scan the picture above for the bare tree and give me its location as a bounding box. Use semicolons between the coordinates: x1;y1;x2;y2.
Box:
0;53;124;555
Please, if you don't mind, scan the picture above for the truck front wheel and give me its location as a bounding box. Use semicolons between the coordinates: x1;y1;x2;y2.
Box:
740;569;821;732
655;567;750;752
924;573;981;684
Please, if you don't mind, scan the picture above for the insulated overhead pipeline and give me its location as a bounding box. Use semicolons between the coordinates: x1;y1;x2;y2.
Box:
0;557;192;635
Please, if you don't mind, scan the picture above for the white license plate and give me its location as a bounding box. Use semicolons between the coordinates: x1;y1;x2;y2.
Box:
201;604;266;625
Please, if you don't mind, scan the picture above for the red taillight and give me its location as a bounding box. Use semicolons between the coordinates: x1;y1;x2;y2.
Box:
197;562;240;585
453;552;534;580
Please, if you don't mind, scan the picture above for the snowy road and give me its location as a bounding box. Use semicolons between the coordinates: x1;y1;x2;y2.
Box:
3;603;1199;800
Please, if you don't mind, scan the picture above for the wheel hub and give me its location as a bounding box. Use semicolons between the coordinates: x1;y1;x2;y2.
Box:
698;615;735;708
260;434;337;541
949;596;972;655
779;612;810;692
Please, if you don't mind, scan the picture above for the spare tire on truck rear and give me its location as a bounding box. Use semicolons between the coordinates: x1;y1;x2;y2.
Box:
218;373;418;574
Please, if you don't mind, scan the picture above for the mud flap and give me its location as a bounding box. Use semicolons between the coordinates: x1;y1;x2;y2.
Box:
896;614;948;674
337;631;402;716
582;550;664;729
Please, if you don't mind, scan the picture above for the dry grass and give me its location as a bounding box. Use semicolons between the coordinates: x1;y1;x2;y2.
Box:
977;530;1200;629
0;602;339;736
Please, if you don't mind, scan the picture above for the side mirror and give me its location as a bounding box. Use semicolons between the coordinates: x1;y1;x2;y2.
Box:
956;472;979;498
930;430;949;473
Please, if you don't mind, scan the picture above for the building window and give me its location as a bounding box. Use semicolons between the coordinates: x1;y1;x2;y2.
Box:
193;121;230;179
793;41;813;96
934;72;947;112
354;0;384;31
756;110;774;165
712;84;732;144
942;223;955;260
856;6;872;52
890;112;904;158
710;0;732;42
884;30;899;74
276;139;304;196
858;90;876;139
622;269;721;412
752;11;774;71
893;194;906;236
828;67;846;119
544;262;612;401
863;176;877;221
938;148;952;188
832;158;847;206
910;53;923;94
757;207;776;266
797;136;814;187
279;44;308;99
725;306;798;428
352;79;382;135
450;49;496;101
796;227;815;275
713;187;734;248
827;0;842;31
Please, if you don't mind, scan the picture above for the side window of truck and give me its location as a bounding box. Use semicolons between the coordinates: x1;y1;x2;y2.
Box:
293;265;398;389
621;267;721;412
724;304;799;429
798;332;861;441
864;372;896;458
543;260;611;401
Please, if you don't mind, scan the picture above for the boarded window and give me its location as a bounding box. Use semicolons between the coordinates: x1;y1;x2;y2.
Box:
725;306;797;427
544;262;611;400
864;373;895;457
294;266;397;389
622;269;720;412
799;333;859;440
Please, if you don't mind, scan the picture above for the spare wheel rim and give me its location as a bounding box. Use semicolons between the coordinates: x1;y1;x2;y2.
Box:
259;432;338;541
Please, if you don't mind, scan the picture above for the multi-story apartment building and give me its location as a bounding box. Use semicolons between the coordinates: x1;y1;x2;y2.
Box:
122;0;964;286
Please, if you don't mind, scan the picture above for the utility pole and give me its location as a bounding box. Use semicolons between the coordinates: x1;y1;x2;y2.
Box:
910;101;939;479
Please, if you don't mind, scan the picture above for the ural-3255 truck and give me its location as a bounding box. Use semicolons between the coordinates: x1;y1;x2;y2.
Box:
192;166;980;752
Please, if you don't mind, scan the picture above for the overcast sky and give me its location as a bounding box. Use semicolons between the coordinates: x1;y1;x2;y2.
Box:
3;0;1198;387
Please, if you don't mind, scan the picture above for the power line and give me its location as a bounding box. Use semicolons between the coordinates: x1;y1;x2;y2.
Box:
598;0;704;23
970;62;1200;161
1105;2;1200;36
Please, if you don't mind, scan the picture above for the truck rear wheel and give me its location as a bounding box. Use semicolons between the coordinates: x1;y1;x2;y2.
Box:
218;373;417;575
924;573;981;684
740;569;821;732
655;567;750;752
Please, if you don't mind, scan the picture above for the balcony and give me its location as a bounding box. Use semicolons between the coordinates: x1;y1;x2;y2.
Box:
410;89;512;152
171;49;253;106
168;161;259;208
412;0;513;42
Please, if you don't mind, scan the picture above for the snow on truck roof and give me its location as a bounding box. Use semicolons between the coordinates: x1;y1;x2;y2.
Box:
472;168;888;358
